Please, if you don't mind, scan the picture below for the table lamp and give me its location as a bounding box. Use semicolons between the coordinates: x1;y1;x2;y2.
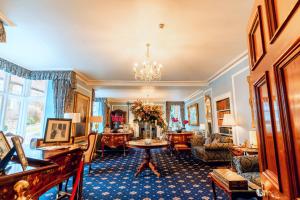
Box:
64;113;81;136
90;116;103;132
222;114;236;135
249;129;258;148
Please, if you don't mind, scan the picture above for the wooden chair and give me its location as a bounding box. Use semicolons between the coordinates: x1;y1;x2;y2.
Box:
84;132;98;174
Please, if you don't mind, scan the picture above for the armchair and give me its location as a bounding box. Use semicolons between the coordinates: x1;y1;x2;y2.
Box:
233;155;261;187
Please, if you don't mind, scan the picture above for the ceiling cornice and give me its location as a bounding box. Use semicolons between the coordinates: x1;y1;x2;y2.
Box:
207;50;248;83
184;89;203;102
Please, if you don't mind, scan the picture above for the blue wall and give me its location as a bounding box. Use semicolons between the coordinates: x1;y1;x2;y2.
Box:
185;56;252;145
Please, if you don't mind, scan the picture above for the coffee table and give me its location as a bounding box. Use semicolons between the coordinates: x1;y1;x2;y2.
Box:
127;139;168;177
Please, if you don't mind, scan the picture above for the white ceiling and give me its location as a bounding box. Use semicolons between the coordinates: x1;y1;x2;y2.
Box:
0;0;252;81
0;0;253;100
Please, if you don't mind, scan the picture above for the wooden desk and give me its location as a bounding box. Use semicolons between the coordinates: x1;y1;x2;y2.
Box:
167;132;194;153
0;146;83;200
209;172;261;200
101;133;132;158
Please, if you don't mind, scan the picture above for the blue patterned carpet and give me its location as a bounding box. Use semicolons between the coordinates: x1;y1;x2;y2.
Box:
41;149;228;200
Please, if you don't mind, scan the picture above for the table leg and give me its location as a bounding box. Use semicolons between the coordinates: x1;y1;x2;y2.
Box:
101;142;104;159
135;148;161;177
211;180;217;200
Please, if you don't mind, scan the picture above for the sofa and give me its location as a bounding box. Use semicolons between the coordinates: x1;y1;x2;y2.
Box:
191;133;233;163
233;155;261;187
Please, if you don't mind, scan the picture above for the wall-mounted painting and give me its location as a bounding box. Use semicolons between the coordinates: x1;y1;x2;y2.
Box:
74;92;90;138
204;95;213;135
188;103;199;126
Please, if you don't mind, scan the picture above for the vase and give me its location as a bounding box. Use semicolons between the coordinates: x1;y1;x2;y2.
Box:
176;129;182;133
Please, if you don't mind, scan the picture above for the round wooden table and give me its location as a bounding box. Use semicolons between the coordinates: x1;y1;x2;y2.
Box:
127;139;168;177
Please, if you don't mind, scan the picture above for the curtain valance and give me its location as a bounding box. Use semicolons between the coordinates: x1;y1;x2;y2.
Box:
0;57;76;88
0;21;6;43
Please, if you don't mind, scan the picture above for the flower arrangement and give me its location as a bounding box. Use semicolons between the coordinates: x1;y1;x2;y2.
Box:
131;100;167;130
111;115;124;123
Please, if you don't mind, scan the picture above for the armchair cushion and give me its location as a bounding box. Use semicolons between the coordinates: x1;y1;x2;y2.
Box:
204;143;233;150
233;155;259;174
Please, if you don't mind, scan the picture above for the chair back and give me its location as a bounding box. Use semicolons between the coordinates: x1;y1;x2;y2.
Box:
84;133;98;163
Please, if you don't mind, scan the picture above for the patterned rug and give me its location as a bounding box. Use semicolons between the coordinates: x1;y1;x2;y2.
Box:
41;149;228;200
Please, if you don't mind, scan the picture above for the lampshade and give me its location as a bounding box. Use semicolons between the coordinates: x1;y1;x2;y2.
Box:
64;113;81;123
90;116;103;123
222;114;236;126
249;129;258;148
199;123;206;130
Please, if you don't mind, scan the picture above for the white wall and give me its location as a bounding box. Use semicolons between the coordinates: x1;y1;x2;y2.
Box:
185;56;252;145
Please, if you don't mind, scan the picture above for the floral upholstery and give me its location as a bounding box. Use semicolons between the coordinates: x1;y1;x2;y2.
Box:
233;155;261;186
190;134;205;146
191;133;233;163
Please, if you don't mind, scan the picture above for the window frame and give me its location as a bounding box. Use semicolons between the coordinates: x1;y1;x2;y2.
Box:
0;71;48;143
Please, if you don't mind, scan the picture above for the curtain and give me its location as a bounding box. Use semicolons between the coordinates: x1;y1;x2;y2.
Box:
94;98;108;132
0;21;6;43
166;101;185;127
0;57;77;118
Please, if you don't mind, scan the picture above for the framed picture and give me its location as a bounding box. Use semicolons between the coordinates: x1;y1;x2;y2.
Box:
188;103;199;126
0;132;10;160
44;118;72;143
74;92;91;139
204;95;213;135
11;136;28;171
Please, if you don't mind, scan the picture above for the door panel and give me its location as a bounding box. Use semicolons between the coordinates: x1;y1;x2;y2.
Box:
254;73;281;192
265;0;299;42
274;40;300;198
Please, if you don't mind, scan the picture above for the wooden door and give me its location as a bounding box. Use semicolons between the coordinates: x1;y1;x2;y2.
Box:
248;0;300;199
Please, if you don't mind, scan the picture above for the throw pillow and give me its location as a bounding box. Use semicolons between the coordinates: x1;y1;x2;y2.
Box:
212;138;220;144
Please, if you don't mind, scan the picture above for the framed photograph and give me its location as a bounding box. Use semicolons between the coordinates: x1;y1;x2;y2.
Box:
188;103;199;126
11;136;28;171
74;92;90;138
0;132;10;160
44;118;72;143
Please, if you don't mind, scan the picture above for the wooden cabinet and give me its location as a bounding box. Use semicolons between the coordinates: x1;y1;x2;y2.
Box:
248;1;299;199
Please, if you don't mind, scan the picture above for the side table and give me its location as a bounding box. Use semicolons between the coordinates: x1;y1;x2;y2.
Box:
209;171;261;200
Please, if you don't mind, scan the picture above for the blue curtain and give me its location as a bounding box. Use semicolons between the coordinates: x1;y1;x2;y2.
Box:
93;98;107;133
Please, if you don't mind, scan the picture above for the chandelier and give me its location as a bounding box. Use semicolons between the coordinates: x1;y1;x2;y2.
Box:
133;43;162;82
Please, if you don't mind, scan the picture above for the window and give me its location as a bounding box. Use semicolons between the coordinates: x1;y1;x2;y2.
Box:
169;105;182;131
0;71;48;144
92;101;104;132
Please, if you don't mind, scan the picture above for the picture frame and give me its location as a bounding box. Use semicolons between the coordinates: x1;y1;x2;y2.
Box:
204;95;213;135
0;131;10;160
188;103;199;126
44;118;72;143
73;92;91;139
11;136;28;171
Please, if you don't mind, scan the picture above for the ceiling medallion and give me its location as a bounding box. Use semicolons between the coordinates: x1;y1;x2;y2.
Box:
133;43;163;82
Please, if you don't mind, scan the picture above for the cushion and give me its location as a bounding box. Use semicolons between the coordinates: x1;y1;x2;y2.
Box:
211;138;220;144
205;138;211;145
204;143;232;150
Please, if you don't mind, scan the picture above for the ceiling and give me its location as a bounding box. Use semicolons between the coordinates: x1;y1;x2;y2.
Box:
0;0;253;100
0;0;253;81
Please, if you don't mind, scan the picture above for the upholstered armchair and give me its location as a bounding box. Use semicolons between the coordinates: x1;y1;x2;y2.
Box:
233;155;261;187
191;133;233;163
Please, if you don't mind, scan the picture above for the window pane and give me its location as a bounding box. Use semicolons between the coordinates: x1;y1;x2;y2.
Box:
0;70;5;91
9;75;24;95
25;99;45;144
30;80;47;96
4;98;21;133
